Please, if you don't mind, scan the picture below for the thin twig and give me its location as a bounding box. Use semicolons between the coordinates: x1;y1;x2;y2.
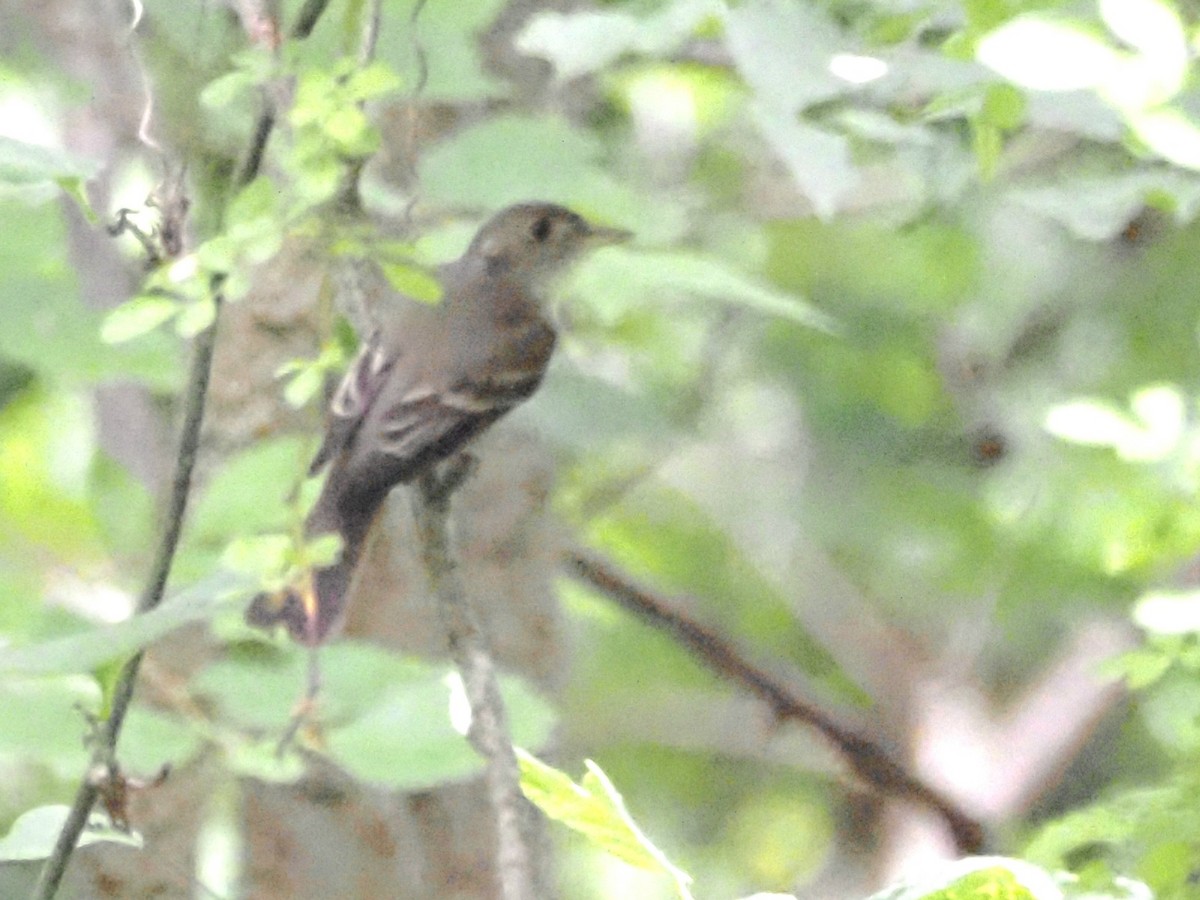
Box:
358;0;383;67
565;548;987;855
31;0;341;891
412;461;534;900
332;0;387;214
31;309;221;900
399;0;430;233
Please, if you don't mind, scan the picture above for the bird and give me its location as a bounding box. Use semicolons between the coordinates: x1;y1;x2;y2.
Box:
246;203;631;644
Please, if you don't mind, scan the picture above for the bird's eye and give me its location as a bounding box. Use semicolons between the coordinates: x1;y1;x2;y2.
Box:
531;216;553;242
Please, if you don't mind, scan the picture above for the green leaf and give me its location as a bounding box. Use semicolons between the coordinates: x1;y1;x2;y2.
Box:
722;0;859;217
1132;107;1200;171
195;642;558;789
0;136;97;187
187;437;308;558
222;736;307;782
0;676;99;769
866;857;1061;899
226;176;280;232
100;295;180;344
328;667;557;790
1100;0;1186;103
0;575;241;676
518;751;695;900
977;19;1120;92
56;175;97;222
573;249;835;331
0;201;181;390
174;297;217;337
120;707;204;774
199;70;258;111
303;533;343;568
0;805;141;863
516;0;718;81
981;83;1026;131
419;116;668;235
221;534;294;581
345;62;403;101
380;262;443;303
281;362;325;408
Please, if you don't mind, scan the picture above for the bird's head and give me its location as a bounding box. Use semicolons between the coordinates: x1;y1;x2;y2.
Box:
467;203;632;283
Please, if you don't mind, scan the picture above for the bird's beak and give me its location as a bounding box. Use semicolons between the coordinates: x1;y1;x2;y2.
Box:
585;223;634;246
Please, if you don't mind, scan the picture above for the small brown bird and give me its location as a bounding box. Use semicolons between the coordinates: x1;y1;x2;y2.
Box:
248;203;631;644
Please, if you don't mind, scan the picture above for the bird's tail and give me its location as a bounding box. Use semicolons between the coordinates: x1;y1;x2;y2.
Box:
244;468;389;645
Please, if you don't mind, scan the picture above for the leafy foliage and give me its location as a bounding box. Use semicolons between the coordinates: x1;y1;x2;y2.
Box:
6;0;1200;896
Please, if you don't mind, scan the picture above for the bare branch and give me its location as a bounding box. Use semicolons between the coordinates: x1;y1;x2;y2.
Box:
28;0;342;890
412;460;535;900
290;0;332;40
32;297;221;900
565;547;987;855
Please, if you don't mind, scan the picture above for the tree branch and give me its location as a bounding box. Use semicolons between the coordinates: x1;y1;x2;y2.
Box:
412;460;535;900
31;305;221;900
290;0;332;39
29;0;347;890
565;548;986;855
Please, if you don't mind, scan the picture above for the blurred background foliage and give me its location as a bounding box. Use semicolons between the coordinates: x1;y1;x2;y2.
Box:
2;0;1200;896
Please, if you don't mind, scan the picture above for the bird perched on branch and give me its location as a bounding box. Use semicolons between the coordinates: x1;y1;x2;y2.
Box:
248;203;631;644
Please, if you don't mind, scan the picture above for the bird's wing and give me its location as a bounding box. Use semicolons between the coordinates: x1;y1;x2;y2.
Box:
368;315;557;474
308;329;394;476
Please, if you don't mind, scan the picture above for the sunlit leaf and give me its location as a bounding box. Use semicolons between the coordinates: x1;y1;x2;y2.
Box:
518;751;695;900
380;261;444;303
0;805;141;863
100;295;179;344
0;136;97;187
0;575;240;676
1132;108;1200;170
865;856;1060;899
175;297;217;337
345;61;403;100
517;0;718;80
978;18;1121;91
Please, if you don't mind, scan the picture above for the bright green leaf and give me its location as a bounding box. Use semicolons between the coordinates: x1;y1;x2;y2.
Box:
100;295;179;344
175;297;217;337
346;62;403;100
303;533;343;569
221;534;294;580
518;751;695;900
866;856;1061;899
380;262;443;303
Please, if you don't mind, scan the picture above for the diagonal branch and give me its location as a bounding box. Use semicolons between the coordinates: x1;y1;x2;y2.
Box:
31;297;221;900
565;548;986;855
412;460;535;900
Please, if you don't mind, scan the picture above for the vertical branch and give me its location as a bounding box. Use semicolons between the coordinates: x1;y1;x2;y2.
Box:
411;463;534;900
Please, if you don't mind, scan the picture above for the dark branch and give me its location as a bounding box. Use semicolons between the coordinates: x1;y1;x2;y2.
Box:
28;0;336;891
290;0;332;39
412;460;535;900
565;548;987;855
31;303;221;900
